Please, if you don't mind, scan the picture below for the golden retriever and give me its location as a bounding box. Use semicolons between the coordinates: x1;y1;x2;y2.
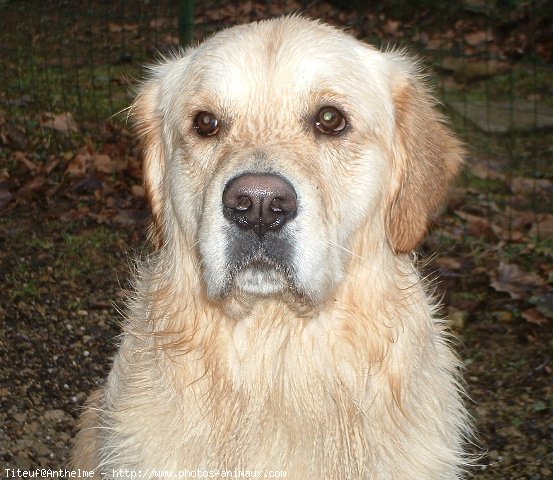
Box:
72;16;470;479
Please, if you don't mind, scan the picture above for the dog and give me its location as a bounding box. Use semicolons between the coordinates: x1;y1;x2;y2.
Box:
71;16;470;479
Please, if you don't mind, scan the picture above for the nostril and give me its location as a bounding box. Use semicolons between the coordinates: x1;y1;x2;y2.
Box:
270;196;295;214
222;173;297;237
236;196;251;211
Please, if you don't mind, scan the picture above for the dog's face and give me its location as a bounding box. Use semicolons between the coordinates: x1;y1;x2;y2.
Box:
133;17;462;303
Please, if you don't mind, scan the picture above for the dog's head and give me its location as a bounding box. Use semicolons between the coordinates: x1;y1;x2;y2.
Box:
133;17;463;303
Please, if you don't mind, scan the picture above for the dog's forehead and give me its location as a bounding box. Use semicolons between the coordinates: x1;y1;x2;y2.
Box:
186;18;390;104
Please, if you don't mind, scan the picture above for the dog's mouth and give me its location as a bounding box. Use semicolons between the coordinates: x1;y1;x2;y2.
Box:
234;263;288;295
228;247;294;296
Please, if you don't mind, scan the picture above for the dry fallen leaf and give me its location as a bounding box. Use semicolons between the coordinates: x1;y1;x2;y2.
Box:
457;211;497;239
44;158;60;175
131;184;145;199
465;30;491;47
491;262;547;300
65;152;91;177
467;161;506;182
127;157;142;179
0;188;13;208
149;18;166;29
93;154;114;174
529;294;553;319
521;308;548;326
41;112;79;133
108;22;122;33
12;151;37;172
16;175;47;197
93;153;128;174
510;177;552;195
434;256;462;271
107;22;137;33
383;19;400;34
492;207;535;241
529;214;553;238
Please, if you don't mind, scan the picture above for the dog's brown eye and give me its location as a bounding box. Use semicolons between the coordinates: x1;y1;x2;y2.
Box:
194;111;220;136
315;107;347;135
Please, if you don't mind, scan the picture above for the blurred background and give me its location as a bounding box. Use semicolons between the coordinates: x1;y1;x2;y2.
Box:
0;1;551;478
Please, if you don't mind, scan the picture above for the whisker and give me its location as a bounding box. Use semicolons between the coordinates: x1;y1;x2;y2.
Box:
108;105;133;122
327;240;367;261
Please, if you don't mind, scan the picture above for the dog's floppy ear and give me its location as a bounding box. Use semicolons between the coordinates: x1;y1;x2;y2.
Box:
132;77;166;248
386;61;464;253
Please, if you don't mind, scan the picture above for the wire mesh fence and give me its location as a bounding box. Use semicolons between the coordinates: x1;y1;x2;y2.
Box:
1;0;178;147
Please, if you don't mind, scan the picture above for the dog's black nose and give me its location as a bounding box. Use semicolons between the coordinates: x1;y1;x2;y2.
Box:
222;173;297;237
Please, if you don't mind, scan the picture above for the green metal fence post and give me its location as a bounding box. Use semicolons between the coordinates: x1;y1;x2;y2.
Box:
179;0;195;47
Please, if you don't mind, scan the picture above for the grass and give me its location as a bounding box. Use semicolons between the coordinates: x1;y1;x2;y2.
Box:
2;220;126;306
58;228;120;280
501;238;553;269
463;169;510;195
8;271;41;303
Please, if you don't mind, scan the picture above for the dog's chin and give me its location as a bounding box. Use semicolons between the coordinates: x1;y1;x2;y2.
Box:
233;266;288;296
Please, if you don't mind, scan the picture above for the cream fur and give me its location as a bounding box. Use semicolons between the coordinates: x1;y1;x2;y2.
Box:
71;16;470;479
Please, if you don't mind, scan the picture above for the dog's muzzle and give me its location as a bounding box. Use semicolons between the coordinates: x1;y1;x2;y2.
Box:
220;172;299;295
